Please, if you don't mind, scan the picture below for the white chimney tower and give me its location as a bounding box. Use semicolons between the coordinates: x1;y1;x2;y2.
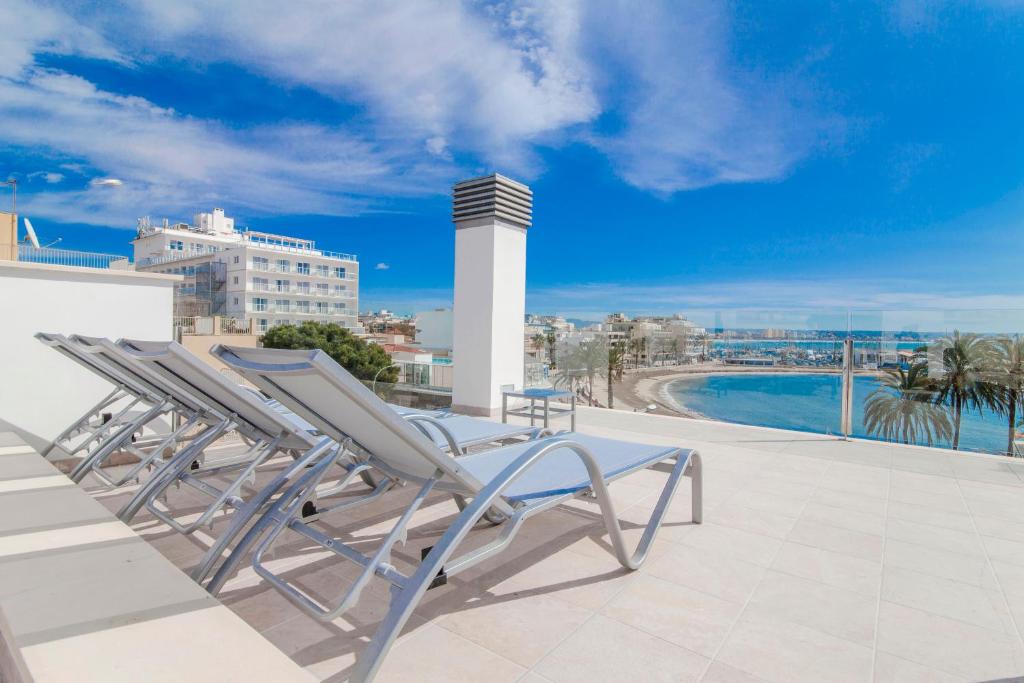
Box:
450;174;533;417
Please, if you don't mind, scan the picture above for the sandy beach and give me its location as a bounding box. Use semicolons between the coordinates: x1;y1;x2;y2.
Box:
585;363;847;419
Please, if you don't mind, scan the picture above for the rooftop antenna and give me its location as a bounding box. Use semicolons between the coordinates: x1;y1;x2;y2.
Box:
22;217;40;248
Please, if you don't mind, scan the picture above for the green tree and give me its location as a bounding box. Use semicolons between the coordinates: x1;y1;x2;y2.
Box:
990;335;1024;455
864;363;951;446
546;332;557;369
606;341;627;409
932;331;1000;450
261;322;398;382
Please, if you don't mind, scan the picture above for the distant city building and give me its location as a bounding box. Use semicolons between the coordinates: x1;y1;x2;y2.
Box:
414;308;454;350
359;309;414;338
133;208;359;334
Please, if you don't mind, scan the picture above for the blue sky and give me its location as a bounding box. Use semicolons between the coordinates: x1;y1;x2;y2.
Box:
3;0;1024;326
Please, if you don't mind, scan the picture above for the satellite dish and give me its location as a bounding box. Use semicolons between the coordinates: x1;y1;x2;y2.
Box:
23;217;40;248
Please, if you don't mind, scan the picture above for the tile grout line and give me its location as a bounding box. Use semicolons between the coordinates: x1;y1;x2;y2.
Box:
693;448;836;683
868;446;894;682
952;467;1024;648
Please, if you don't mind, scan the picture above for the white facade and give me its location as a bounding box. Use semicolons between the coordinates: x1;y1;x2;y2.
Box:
0;261;178;452
134;209;359;334
413;308;453;350
452;218;528;416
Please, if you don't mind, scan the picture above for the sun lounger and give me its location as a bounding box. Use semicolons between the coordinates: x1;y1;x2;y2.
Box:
116;339;545;583
36;333;221;486
210;344;702;682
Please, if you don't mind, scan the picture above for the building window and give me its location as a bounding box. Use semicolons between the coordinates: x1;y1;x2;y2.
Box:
297;281;310;294
296;262;310;275
276;259;290;272
168;240;184;251
316;283;329;296
253;297;268;312
276;279;289;292
257;319;269;333
233;297;239;305
333;302;346;313
295;301;310;314
275;299;290;312
233;276;239;285
315;264;330;277
333;267;346;279
252;277;269;291
315;301;329;314
233;255;240;264
253;256;269;271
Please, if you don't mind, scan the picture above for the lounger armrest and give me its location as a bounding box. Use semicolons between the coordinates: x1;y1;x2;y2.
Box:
402;414;464;455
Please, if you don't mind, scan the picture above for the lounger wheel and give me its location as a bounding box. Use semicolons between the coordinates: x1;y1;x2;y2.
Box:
452;494;507;526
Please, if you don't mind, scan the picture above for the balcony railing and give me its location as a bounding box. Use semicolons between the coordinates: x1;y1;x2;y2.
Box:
265;286;356;299
241;235;357;262
267;264;356;280
18;245;132;270
250;305;352;317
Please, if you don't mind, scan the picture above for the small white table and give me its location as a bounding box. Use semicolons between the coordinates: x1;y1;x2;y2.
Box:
502;388;576;431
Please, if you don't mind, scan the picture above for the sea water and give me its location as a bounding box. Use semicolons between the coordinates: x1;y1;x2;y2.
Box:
668;373;1009;454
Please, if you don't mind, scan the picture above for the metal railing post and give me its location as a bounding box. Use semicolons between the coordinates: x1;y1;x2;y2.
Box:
840;338;854;440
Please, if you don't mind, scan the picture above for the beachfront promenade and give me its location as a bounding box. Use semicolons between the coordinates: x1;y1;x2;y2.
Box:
77;405;1024;682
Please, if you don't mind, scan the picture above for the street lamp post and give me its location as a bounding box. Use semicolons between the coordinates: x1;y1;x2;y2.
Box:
372;364;399;394
2;179;14;214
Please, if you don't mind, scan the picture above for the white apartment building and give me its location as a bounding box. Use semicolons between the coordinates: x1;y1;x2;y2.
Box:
133;208;360;334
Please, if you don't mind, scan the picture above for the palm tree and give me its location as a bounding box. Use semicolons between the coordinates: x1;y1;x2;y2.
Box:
864;363;951;446
531;333;546;358
576;339;607;405
932;331;1001;450
554;341;604;406
990;335;1024;455
545;332;557;369
669;338;680;365
606;342;627;409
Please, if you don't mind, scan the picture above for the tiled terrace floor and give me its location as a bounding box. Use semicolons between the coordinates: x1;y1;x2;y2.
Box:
84;406;1024;682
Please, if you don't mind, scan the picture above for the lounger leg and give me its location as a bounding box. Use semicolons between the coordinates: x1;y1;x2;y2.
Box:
192;437;338;586
69;400;171;483
116;419;230;522
68;394;145;457
42;387;124;458
593;449;701;570
90;410;202;488
689;452;703;525
352;479;504;682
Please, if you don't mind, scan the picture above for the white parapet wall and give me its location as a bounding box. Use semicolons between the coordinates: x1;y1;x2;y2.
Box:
0;261;179;452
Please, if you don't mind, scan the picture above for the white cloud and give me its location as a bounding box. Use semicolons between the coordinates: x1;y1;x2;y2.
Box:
89;177;124;188
0;0;834;226
0;63;451;225
375;262;390;270
27;171;64;184
102;0;599;171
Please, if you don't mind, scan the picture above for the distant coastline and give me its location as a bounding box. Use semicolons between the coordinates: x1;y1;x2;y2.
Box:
594;364;881;420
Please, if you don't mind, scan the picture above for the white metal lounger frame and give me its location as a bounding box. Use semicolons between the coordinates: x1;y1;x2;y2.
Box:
111;339;403;585
209;345;703;683
37;333;211;486
35;332;159;462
